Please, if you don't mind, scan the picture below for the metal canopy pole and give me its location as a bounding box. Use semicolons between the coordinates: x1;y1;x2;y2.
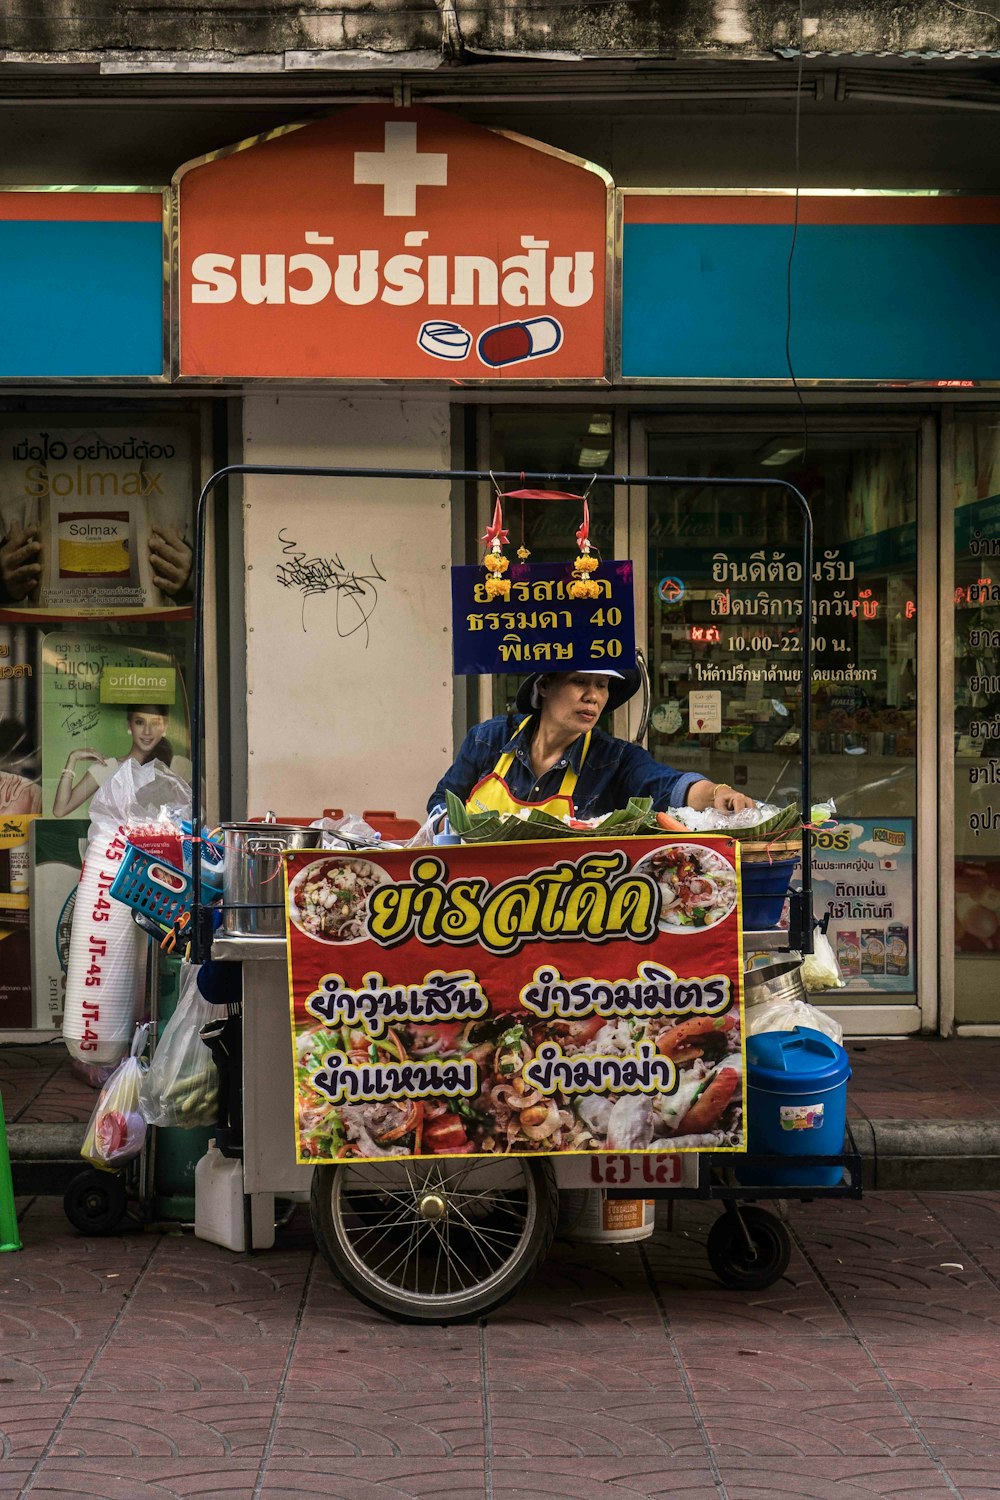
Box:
190;464;813;962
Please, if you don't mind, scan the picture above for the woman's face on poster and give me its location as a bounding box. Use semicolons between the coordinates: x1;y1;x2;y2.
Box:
127;711;166;760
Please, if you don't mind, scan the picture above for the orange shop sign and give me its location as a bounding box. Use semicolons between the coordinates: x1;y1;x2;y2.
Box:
174;106;612;382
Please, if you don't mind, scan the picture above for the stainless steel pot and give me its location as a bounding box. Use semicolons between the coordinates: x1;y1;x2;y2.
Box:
744;957;807;1010
221;822;322;938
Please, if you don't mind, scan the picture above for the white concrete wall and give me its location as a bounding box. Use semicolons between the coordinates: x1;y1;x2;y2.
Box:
241;393;453;823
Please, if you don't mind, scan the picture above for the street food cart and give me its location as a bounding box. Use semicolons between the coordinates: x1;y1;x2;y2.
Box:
91;464;864;1322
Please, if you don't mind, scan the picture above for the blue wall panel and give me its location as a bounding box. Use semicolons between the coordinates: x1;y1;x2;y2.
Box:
621;223;1000;381
0;222;163;377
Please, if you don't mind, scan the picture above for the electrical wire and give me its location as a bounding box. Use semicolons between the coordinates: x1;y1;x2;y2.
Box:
940;0;1000;23
785;0;809;466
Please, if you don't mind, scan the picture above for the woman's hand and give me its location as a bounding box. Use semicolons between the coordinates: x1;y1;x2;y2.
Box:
712;783;755;814
149;525;193;597
686;778;756;814
67;748;105;771
0;524;42;602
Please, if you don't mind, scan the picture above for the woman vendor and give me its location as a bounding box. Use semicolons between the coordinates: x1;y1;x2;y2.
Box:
429;668;756;822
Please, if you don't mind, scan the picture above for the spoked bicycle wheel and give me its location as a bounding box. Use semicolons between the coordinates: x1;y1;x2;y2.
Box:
310;1155;558;1323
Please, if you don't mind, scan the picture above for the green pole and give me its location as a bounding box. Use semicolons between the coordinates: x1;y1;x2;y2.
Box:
0;1091;22;1252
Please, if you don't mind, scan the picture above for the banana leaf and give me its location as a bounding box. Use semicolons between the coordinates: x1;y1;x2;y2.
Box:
445;790;804;847
445;791;664;843
730;803;802;843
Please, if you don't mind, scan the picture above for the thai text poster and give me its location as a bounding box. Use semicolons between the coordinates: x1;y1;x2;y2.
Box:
812;817;915;993
285;836;746;1163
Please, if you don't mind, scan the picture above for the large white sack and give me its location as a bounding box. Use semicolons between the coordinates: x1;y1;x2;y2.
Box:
62;759;192;1066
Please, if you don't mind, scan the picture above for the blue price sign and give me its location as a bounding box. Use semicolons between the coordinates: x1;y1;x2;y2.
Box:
451;561;636;676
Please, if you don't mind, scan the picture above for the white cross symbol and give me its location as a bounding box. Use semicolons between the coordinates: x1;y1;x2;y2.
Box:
353;122;448;217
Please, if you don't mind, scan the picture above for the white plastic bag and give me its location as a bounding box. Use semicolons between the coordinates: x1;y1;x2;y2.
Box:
801;930;845;994
140;963;226;1128
63;759;189;1066
81;1025;149;1168
309;813;381;849
745;991;843;1044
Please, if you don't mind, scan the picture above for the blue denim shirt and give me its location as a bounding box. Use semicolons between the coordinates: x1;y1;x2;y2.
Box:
428;714;704;820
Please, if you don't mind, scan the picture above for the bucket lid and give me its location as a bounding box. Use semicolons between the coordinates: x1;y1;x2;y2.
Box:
746;1026;851;1091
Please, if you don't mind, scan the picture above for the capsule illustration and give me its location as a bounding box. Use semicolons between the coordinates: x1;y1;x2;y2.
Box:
477;317;563;368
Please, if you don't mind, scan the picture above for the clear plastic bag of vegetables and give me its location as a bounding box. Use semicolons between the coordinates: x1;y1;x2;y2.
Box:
140;963;226;1128
81;1024;149;1168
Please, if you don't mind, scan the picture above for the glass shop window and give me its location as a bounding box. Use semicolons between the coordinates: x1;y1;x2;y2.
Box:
645;429;918;999
953;414;1000;1023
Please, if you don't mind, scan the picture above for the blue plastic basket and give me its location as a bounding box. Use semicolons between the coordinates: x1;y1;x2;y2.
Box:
110;845;193;928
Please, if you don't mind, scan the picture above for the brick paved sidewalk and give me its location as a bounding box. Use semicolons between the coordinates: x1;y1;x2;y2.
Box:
4;1189;1000;1499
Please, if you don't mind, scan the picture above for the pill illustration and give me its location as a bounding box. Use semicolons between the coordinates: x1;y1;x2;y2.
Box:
477;317;563;368
418;320;472;360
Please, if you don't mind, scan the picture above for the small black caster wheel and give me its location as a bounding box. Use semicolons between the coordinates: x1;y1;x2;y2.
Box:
63;1169;128;1236
707;1205;792;1290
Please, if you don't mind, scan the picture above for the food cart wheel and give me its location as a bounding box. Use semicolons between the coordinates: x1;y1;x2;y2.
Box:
706;1204;792;1290
310;1155;559;1323
63;1169;129;1236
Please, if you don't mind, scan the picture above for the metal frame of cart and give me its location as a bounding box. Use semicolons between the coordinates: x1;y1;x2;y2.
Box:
182;462;854;1321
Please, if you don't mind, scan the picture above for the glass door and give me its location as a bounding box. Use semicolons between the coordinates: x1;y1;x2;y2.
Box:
948;412;1000;1028
630;415;936;1034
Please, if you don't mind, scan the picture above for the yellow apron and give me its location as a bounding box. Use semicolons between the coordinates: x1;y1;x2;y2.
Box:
466;717;592;819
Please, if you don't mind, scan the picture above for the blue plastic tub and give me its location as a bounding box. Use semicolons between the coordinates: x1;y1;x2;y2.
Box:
741;856;799;930
737;1026;851;1187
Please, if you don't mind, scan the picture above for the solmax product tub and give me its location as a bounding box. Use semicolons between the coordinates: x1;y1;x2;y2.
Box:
737;1026;851;1188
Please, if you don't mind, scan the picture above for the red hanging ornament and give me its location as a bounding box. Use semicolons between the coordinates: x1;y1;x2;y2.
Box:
482;495;511;600
568;494;601;600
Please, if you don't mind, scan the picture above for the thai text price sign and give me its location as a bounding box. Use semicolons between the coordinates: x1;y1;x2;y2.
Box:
285;836;745;1164
451;561;636;676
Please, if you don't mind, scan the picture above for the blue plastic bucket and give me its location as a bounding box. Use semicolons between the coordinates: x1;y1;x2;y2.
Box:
737;1026;851;1187
741;856;798;930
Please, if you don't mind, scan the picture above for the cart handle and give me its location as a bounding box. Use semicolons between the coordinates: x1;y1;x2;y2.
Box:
190;466;814;961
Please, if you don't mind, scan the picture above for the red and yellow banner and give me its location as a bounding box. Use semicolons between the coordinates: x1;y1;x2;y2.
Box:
285;835;745;1164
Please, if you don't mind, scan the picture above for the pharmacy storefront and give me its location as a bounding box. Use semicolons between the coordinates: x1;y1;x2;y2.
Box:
3;106;1000;1036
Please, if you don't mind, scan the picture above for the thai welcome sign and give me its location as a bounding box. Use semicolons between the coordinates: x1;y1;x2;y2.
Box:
285;835;745;1164
451;561;637;675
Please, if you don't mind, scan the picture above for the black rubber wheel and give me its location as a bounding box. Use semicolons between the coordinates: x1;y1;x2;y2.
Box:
706;1205;792;1290
63;1169;129;1236
311;1155;559;1323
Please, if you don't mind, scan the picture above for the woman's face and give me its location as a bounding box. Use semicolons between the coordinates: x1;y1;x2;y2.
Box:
537;673;611;736
127;712;166;759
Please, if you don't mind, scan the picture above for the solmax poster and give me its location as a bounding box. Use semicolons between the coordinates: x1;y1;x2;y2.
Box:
285;836;746;1164
0;416;197;622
